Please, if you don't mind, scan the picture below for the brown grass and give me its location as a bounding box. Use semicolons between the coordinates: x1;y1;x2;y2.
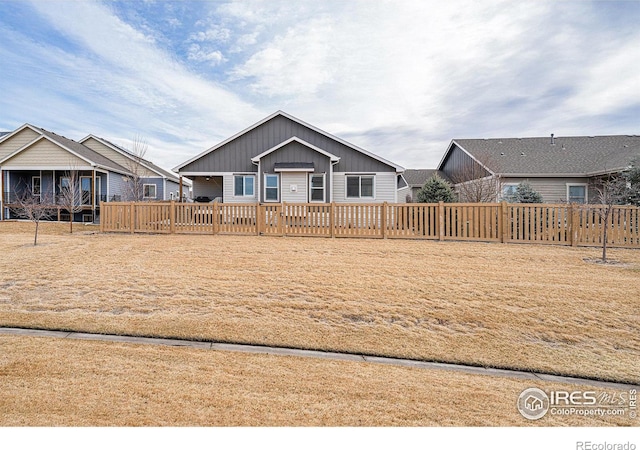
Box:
0;335;633;426
1;221;639;385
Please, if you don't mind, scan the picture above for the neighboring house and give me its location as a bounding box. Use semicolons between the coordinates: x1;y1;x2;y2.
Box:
79;135;190;201
174;111;405;204
0;124;185;222
438;134;640;203
399;169;450;203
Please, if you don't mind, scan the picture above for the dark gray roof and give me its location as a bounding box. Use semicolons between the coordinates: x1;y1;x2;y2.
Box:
403;169;450;187
37;127;130;174
451;135;640;176
0;131;9;138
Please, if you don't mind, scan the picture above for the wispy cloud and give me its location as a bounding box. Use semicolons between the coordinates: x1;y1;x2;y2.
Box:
0;0;638;171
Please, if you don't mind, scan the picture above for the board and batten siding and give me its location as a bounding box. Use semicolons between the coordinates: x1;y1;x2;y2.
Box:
0;128;41;160
223;173;257;203
2;140;87;168
332;172;396;203
441;144;491;182
180;115;396;174
501;177;590;203
280;172;308;203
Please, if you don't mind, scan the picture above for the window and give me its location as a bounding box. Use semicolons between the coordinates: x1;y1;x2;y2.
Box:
143;184;157;199
567;184;587;204
264;174;279;202
80;176;92;205
32;176;41;196
346;175;374;199
234;175;255;197
502;184;518;200
309;174;325;202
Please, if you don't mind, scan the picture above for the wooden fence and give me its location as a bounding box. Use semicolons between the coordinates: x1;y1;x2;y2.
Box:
100;201;640;248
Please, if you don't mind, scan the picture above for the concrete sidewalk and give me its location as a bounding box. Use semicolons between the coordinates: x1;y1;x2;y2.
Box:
1;326;637;391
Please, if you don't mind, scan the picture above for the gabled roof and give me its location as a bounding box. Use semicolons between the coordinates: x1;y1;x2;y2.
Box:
174;110;404;172
0;125;129;174
402;169;450;187
79;134;184;184
440;135;640;177
250;136;340;163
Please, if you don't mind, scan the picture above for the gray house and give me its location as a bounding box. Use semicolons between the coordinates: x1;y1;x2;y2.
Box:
398;169;450;203
438;135;640;203
174;111;405;204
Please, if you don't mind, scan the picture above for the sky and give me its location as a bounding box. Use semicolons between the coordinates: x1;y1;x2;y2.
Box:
1;0;639;171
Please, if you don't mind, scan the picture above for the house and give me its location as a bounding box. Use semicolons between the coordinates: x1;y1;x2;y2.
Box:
398;169;450;203
174;111;405;204
0;124;188;222
78;135;189;202
438;134;640;203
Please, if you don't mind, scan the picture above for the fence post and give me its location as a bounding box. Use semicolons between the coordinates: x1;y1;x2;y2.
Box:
570;204;579;247
213;202;218;235
438;201;445;241
256;203;261;236
169;201;176;234
500;201;508;243
279;202;285;236
129;202;135;234
99;201;104;232
330;202;335;238
381;202;387;239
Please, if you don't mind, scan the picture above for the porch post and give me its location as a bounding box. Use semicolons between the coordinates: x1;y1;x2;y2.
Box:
92;170;96;220
179;176;183;202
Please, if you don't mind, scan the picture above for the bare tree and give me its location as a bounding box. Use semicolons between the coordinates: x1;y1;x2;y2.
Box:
588;158;640;262
58;167;84;233
14;183;55;246
123;136;149;201
447;154;503;203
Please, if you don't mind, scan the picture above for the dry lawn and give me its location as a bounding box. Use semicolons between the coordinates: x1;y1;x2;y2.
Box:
0;335;635;426
0;221;639;385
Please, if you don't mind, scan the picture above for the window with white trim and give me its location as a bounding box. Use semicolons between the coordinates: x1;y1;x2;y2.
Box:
234;175;255;197
309;174;325;202
346;175;374;199
264;174;279;202
143;184;157;199
567;184;587;204
32;176;41;197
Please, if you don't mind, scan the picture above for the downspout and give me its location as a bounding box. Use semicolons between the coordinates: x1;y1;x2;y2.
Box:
330;160;339;202
252;160;260;203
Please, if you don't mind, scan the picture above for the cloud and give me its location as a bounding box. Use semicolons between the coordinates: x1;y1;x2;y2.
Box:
187;44;225;65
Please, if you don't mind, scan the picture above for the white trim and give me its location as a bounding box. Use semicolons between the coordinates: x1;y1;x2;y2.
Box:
308;173;326;203
80;175;92;205
0;134;96;166
566;183;588;204
251;136;340;163
437;140;496;176
0;123;43;146
31;175;41;197
79;135;181;183
263;173;280;203
163;178;167;200
233;174;255;197
345;174;376;200
143;183;157;199
174;111;403;172
179;171;236;177
2;165;96;171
